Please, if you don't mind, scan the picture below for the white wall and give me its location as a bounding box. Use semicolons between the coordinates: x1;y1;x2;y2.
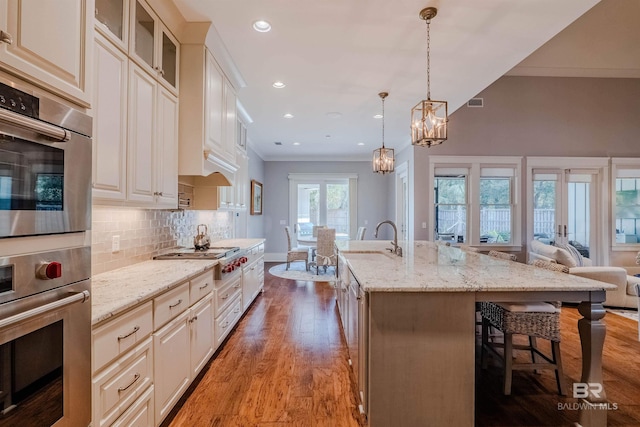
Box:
246;145;265;239
263;161;393;259
411;75;640;264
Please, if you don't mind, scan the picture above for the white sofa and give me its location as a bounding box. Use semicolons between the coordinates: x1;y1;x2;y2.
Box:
528;240;640;309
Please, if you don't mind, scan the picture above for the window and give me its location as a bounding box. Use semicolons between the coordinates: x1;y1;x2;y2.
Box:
434;171;467;242
612;158;640;247
289;173;358;239
479;168;514;244
429;157;521;247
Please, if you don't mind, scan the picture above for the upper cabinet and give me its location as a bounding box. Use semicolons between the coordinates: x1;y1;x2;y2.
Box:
179;44;238;183
92;0;179;208
0;0;92;106
95;0;178;94
95;0;128;50
130;0;178;94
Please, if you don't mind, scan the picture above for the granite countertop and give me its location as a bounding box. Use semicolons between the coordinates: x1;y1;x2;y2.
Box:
341;241;617;294
91;259;218;326
91;238;265;326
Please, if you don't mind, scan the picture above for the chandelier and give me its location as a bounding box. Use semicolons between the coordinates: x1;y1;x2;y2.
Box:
373;92;394;174
411;7;448;147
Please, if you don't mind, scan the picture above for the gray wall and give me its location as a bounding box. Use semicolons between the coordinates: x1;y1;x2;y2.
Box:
263;161;393;258
411;75;640;262
246;145;265;238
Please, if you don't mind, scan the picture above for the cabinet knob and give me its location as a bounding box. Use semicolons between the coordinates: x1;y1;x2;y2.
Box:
0;31;13;45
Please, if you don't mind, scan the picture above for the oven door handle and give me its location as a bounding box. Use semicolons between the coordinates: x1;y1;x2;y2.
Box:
0;290;90;330
0;107;70;142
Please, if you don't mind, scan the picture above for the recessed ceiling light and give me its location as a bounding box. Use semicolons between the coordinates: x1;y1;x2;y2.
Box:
357;142;365;146
272;81;286;88
325;134;331;139
293;142;301;146
283;113;294;119
373;114;383;119
326;112;342;119
274;141;282;145
253;20;271;32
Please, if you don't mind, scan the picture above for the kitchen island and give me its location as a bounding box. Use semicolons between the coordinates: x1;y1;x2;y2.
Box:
336;241;616;427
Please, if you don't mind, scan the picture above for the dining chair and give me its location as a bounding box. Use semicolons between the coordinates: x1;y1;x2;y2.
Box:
314;228;337;275
356;226;366;240
480;258;567;396
284;226;309;270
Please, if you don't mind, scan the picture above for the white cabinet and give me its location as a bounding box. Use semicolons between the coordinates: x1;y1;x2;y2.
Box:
129;0;178;94
153;310;191;425
223;79;237;162
242;244;264;311
95;0;129;51
189;294;214;377
0;0;91;106
92;302;154;427
93;59;177;208
155;85;179;206
93;0;178;209
179;44;238;182
127;62;156;204
92;32;128;201
234;149;248;210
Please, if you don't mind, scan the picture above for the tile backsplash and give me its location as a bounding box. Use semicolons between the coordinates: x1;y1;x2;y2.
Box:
91;206;233;275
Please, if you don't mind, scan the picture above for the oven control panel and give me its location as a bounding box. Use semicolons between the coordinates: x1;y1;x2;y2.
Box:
0;82;39;119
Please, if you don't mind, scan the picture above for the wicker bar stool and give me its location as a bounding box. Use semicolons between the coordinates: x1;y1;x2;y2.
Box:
480;257;567;396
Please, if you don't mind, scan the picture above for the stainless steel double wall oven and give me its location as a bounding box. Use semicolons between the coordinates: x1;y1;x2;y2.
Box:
0;78;92;427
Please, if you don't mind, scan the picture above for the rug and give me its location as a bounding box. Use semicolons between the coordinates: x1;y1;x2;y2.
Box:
268;263;336;283
607;308;639;322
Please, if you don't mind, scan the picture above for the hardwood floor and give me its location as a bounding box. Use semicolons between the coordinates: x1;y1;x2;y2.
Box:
165;263;364;427
166;263;640;426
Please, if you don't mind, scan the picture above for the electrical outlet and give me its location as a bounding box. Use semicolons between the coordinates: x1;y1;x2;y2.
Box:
280;220;286;225
112;235;120;253
364;220;368;225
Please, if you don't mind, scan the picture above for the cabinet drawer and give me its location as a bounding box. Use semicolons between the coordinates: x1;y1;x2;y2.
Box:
93;301;153;372
215;294;242;347
154;282;190;329
214;275;241;317
190;269;214;305
92;337;153;427
112;384;154;427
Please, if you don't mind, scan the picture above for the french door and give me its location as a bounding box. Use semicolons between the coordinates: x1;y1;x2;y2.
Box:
288;174;357;240
528;158;608;264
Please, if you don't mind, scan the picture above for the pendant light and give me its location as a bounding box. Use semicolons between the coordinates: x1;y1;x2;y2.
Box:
411;6;448;147
372;92;394;174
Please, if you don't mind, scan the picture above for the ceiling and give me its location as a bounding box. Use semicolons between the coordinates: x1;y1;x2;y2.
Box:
171;0;639;161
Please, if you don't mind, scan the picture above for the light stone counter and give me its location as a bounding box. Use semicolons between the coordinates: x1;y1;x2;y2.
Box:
340;240;616;294
92;259;217;325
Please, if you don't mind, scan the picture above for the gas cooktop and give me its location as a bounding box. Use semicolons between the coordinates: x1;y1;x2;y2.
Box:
154;246;240;260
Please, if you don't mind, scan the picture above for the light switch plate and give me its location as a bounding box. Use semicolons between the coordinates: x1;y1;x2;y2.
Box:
112;235;120;252
422;222;427;229
280;220;286;225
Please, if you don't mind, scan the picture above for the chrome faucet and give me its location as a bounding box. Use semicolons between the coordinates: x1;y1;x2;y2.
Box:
374;220;402;257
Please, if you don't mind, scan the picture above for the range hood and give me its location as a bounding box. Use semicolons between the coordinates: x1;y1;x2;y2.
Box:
178;149;236;187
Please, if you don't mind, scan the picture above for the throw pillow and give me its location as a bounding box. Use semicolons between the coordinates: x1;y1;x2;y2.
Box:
553;241;584;267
